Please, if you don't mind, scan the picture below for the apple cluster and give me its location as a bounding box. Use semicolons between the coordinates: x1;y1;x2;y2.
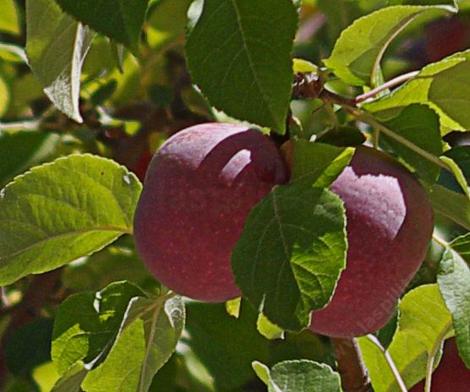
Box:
134;123;433;337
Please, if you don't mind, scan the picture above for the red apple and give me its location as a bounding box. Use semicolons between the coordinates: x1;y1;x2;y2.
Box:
134;123;288;302
425;17;470;63
310;147;433;337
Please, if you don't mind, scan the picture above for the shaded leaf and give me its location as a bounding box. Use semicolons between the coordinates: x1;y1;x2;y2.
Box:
380;104;442;183
444;146;470;181
62;240;153;292
316;126;366;148
291;140;353;187
232;183;347;331
0;131;59;187
55;0;149;53
147;0;193;50
182;300;269;390
316;0;363;46
440;156;470;197
428;184;470;230
5;318;53;377
439;145;470;195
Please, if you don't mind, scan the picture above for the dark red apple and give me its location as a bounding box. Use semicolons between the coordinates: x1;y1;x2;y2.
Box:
410;338;470;392
133;123;288;302
310;147;433;337
425;17;470;63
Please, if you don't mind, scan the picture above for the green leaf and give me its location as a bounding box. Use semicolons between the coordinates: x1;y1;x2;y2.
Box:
0;131;60;187
121;296;186;391
437;234;470;368
55;0;149;54
0;74;9;117
182;301;269;390
82;318;146;392
359;284;453;391
32;362;60;392
0;43;27;63
428;184;470;230
147;0;193;49
232;183;347;331
51;363;87;392
53;281;185;392
324;5;454;86
225;297;241;318
291;140;354;187
85;295;184;392
293;58;318;74
257;313;285;340
365;51;470;131
0;154;142;285
380;104;442;183
186;0;298;133
26;0;94;122
253;360;342;392
252;361;271;386
52;281;146;374
0;0;20;34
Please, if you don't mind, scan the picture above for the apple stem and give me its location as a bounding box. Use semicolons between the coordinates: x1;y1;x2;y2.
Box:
355;71;420;104
424;324;453;392
431;233;450;249
331;337;372;392
424;351;436;392
366;334;408;392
